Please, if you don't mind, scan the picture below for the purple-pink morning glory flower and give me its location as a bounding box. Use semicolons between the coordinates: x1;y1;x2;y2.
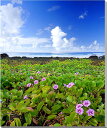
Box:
24;95;28;99
42;77;46;81
64;84;67;87
34;80;39;84
37;71;41;74
66;82;75;88
53;84;58;90
30;76;34;79
76;107;84;115
83;100;91;107
59;112;63;115
76;104;83;109
27;107;33;111
26;83;32;87
75;72;79;75
86;109;95;116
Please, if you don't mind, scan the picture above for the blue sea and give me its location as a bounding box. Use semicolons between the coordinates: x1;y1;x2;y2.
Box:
6;52;105;58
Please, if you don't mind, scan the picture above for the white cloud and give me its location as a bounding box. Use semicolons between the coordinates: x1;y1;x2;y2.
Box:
79;11;87;19
51;26;76;51
44;26;51;31
0;3;52;53
36;29;44;36
0;2;104;54
0;25;104;53
51;26;67;51
0;3;24;36
51;26;104;53
80;40;104;52
11;0;22;4
87;40;100;51
0;36;51;52
47;6;60;12
35;25;52;36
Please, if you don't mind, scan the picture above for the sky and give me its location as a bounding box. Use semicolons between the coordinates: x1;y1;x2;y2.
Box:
0;0;105;53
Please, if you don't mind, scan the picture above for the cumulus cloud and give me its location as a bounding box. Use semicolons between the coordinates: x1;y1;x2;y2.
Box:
51;26;104;52
0;3;24;36
79;11;87;19
51;26;76;51
47;6;60;12
0;2;104;54
0;3;52;53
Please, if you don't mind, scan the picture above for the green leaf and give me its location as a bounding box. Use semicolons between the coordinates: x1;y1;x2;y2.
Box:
53;123;61;126
52;104;61;112
23;123;28;126
0;120;5;126
56;93;64;99
17;101;28;112
95;115;104;122
47;115;57;120
8;104;16;111
37;101;44;112
10;121;15;126
65;112;76;124
42;86;50;93
25;113;32;125
14;118;21;126
62;109;70;113
77;88;83;95
17;90;23;97
12;96;18;100
66;96;73;102
89;119;98;126
43;106;51;114
83;116;91;122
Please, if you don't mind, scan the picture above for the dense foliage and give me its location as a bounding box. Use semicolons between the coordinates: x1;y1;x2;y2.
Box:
0;59;105;126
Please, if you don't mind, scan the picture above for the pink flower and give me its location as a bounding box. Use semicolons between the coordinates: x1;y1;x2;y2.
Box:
24;95;28;99
64;84;67;87
37;71;41;74
75;72;79;75
27;107;33;111
34;80;39;84
30;76;34;79
66;82;75;88
59;112;63;115
76;107;84;115
42;77;46;81
83;100;91;107
86;109;95;116
26;83;32;87
53;84;58;90
76;104;83;109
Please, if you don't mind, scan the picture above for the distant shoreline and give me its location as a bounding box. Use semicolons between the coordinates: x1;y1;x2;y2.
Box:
0;53;105;60
0;52;105;58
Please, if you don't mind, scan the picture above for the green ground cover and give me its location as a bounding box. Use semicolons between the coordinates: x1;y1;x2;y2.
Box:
0;59;105;126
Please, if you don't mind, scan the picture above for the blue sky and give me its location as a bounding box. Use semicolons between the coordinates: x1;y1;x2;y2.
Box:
0;0;105;53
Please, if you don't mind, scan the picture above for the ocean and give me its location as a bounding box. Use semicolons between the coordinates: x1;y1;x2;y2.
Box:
6;52;105;58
